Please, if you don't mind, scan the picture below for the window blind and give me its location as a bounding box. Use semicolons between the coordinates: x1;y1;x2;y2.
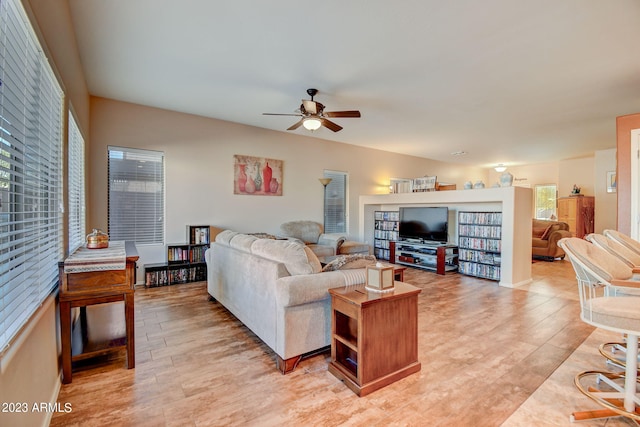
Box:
0;0;64;351
323;170;347;234
68;113;85;252
108;146;164;245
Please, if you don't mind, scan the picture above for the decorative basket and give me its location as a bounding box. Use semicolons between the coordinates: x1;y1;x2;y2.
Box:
86;229;109;249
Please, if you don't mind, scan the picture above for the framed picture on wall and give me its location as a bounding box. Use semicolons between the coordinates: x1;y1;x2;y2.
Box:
607;171;616;193
234;154;283;196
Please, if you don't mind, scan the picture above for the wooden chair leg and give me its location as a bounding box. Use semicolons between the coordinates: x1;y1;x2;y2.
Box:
570;408;621;422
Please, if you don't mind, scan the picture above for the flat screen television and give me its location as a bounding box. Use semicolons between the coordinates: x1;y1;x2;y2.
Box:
399;207;449;243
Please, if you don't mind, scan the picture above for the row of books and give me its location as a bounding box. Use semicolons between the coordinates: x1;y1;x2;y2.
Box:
374;238;393;249
458;249;502;265
458;261;501;281
374;248;391;261
458;212;503;225
458;237;501;252
375;220;399;231
374;211;400;221
374;230;399;242
167;245;207;263
189;226;211;244
458;224;502;239
145;265;207;287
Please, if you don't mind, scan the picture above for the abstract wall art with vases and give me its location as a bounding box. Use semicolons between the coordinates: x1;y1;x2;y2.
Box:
233;154;283;196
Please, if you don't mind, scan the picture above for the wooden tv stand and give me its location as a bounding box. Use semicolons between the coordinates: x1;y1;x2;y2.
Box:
389;241;458;275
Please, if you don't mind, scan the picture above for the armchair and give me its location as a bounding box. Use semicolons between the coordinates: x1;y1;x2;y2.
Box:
532;219;571;261
279;221;345;260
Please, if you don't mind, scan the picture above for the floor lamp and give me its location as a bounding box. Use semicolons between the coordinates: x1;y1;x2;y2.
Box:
319;178;332;232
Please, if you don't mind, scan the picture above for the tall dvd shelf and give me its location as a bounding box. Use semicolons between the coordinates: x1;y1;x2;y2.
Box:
457;212;502;281
373;211;399;261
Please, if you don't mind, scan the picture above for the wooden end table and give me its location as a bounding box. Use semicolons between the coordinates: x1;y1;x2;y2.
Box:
58;241;138;384
328;281;421;396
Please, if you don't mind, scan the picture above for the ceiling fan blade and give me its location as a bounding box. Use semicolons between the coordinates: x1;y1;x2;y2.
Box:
324;110;361;118
321;118;343;132
302;99;319;115
263;113;302;117
287;119;305;131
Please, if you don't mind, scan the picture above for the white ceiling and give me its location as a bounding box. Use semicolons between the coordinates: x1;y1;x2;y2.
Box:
67;0;640;168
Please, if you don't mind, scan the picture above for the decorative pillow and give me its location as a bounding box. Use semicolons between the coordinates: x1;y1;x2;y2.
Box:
540;225;553;240
532;226;548;238
322;254;377;272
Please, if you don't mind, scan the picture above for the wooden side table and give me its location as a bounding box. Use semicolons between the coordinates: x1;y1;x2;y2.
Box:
328;281;421;396
58;241;138;384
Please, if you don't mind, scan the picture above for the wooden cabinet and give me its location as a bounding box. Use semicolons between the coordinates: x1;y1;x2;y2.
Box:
557;196;595;238
328;282;421;396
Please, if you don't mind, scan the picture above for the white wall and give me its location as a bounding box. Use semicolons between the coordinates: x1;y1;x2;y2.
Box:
594;148;617;232
487;162;559;190
88;97;488;271
486;155;616;231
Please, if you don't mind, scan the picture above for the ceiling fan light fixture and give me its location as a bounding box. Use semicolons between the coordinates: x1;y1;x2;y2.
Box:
303;117;322;131
494;164;507;173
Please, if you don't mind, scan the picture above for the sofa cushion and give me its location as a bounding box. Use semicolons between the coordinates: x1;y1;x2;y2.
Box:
338;240;370;255
216;230;239;246
322;254;377;272
307;244;336;258
251;238;322;275
540;225;553;240
279;221;322;244
230;234;259;252
564;238;632;282
532;225;548;238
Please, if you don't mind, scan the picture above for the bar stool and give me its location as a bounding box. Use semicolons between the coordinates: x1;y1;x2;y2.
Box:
586;233;640;371
604;229;640;257
559;237;640;422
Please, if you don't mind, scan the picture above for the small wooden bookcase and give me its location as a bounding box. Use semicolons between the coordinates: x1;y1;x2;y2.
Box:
328;282;421;396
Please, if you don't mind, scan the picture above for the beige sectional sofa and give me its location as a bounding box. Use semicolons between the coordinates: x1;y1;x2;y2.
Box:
205;230;372;373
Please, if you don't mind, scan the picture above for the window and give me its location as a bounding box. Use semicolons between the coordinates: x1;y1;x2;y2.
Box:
323;170;347;233
535;184;557;220
0;0;64;351
108;147;164;245
68;114;85;252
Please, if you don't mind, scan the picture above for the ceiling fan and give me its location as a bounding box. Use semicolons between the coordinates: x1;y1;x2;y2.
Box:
263;88;361;132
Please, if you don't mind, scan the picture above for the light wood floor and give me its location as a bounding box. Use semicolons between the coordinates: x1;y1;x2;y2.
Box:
50;261;632;426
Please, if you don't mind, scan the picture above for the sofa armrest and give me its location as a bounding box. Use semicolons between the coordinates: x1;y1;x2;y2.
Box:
547;229;572;246
275;269;363;307
317;233;346;249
